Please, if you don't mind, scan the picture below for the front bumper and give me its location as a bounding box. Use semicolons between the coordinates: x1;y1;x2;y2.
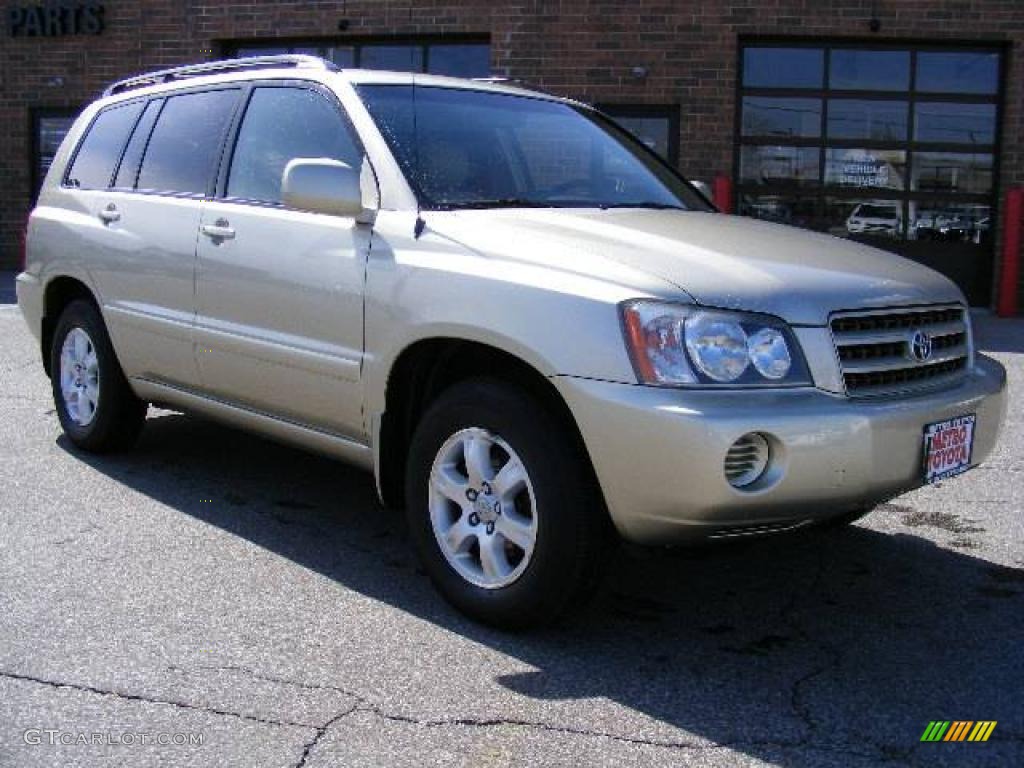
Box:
555;355;1007;544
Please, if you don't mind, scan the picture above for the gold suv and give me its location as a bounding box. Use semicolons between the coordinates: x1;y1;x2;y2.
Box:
17;56;1007;627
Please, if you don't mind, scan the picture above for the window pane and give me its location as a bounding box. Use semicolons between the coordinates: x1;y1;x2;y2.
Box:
910;201;991;244
829;49;910;91
739;145;819;186
739;193;822;230
114;100;162;189
235;46;287;56
328;46;355;68
916;52;998;94
825;148;906;190
37;115;75;188
827;100;907;141
427;44;490;78
911;152;992;194
137;90;238;195
742;97;821;138
742;47;823;89
360;45;424;72
358;85;707;210
66;102;144;190
914;102;995;145
228;87;360;203
605;114;671;159
825;197;904;242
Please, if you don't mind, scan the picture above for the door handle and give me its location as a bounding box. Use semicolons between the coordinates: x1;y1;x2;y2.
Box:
98;204;120;223
200;219;235;241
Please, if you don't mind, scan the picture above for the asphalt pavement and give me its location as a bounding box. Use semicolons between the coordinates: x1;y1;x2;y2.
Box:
0;283;1021;767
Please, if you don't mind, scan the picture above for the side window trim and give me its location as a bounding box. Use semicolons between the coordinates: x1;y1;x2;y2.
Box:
215;79;369;207
111;97;164;191
61;97;148;190
132;85;244;200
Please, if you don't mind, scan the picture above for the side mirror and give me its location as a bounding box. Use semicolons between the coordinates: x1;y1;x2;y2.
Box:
282;158;364;218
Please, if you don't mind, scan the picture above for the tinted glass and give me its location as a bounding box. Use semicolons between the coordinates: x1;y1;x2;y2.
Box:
228;88;360;203
826;197;904;242
743;48;823;89
910;202;991;244
914;102;996;145
427;44;490;78
827;99;907;141
742;97;821;138
739;145;819;186
36;114;75;189
329;46;356;67
66;102;144;189
604;113;672;159
137;90;238;195
358;85;707;210
911;152;993;194
916;52;999;94
825;148;906;190
829;49;910;91
739;193;822;230
360;45;423;71
114;100;162;189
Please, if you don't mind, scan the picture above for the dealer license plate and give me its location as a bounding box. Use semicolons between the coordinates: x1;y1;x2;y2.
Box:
923;414;976;484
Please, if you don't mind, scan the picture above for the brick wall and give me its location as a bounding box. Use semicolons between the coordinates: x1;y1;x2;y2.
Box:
1;0;1021;306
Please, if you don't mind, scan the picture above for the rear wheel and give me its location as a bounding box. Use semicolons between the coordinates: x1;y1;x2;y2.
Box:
50;299;146;452
405;378;606;629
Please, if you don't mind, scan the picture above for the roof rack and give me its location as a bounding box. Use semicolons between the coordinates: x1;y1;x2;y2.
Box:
102;55;338;97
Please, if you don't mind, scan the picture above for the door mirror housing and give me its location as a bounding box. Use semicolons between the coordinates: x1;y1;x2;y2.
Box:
282;158;365;218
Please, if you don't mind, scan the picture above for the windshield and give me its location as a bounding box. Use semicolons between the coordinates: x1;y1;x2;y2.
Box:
357;84;710;211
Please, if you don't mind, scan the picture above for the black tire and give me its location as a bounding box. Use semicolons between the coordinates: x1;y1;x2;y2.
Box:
405;378;607;629
50;299;146;452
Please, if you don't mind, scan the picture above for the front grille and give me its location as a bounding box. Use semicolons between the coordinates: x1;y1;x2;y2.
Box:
831;305;970;397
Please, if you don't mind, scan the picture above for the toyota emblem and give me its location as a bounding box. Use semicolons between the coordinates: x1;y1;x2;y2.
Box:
909;330;933;363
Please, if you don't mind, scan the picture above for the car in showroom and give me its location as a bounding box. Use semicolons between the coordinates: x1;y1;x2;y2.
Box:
17;56;1007;628
845;202;903;238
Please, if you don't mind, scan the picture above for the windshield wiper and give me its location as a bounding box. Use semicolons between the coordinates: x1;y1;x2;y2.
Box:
441;198;555;210
599;202;687;210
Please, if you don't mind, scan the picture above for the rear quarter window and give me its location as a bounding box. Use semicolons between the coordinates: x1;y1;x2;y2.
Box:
65;101;144;190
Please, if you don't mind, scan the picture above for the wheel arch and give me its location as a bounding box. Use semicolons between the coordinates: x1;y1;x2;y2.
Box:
41;275;100;378
375;337;604;518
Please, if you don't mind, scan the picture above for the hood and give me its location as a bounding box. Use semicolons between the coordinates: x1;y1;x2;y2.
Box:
423;209;965;326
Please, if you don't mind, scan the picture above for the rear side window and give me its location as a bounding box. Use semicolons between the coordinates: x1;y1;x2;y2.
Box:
113;99;162;189
65;102;144;190
137;89;239;195
227;87;361;203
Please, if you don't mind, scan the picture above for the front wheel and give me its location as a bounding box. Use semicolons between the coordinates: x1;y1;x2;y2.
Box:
50;299;147;452
405;378;607;629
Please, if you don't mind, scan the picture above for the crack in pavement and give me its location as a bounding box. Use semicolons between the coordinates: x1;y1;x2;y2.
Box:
0;667;321;731
294;706;361;768
187;662;891;764
777;545;915;766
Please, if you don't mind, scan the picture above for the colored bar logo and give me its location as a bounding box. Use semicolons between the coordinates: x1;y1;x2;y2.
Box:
920;721;997;742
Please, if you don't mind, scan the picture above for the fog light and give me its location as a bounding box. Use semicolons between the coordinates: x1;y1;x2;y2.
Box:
724;433;770;488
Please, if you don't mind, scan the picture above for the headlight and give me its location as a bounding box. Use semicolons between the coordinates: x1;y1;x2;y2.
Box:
621;301;810;387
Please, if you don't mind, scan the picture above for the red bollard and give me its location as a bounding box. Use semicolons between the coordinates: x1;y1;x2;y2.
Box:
997;187;1022;317
712;175;733;214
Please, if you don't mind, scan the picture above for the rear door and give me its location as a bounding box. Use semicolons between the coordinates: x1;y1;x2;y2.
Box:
194;83;371;439
93;88;241;388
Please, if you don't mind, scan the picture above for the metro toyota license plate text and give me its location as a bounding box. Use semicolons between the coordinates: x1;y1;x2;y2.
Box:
923;414;976;484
